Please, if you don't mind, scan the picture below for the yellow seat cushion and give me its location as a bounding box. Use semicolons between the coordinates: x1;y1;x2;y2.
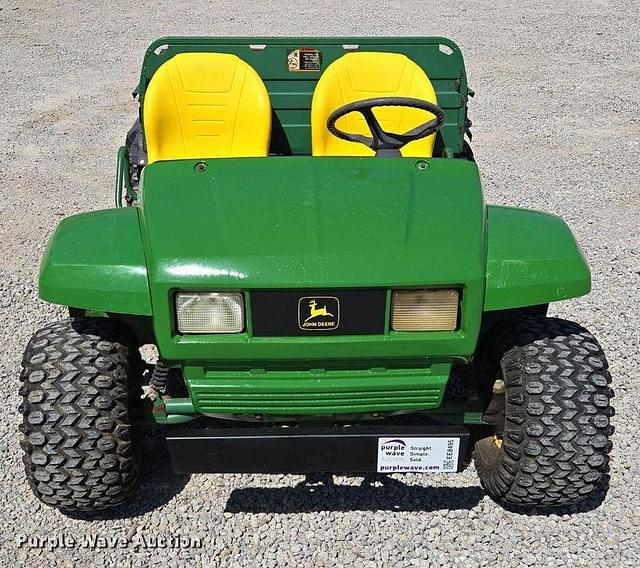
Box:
311;52;439;157
143;53;271;163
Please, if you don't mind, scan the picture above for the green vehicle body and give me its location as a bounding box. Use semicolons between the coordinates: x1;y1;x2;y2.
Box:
38;37;590;423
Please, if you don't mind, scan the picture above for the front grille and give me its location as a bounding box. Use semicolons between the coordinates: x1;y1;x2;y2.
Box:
186;366;450;415
250;289;387;336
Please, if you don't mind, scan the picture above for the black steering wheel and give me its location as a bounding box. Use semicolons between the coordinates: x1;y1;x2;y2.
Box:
326;97;446;157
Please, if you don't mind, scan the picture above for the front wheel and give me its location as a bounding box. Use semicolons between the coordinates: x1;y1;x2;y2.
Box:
473;316;614;508
19;318;143;514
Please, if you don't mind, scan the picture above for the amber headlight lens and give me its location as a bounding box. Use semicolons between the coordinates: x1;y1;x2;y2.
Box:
391;289;459;331
175;292;244;334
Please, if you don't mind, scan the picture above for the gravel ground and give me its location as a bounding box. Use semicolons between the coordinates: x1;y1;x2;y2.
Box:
1;1;639;566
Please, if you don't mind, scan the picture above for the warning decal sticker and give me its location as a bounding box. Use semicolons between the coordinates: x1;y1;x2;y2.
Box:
287;48;322;72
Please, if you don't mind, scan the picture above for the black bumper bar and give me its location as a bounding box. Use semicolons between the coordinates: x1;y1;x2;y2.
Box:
166;424;470;474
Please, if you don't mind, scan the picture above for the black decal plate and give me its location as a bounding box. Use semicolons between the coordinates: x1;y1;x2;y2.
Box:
251;289;386;336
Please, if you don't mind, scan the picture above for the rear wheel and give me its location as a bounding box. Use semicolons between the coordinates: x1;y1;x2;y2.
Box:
473;316;614;507
19;318;143;513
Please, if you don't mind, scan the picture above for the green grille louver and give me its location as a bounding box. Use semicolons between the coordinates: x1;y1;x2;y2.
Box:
184;364;451;415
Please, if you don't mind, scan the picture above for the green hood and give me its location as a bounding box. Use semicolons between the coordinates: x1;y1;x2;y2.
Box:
140;157;485;290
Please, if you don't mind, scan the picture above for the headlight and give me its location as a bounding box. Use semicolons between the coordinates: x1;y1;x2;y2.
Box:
175;292;244;334
391;289;459;331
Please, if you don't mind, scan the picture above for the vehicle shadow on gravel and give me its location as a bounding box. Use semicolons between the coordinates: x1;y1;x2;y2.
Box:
225;474;484;513
225;473;611;515
64;428;190;521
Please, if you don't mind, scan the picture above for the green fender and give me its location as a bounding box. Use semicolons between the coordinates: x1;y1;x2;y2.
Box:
484;206;591;311
38;204;588;318
39;208;152;315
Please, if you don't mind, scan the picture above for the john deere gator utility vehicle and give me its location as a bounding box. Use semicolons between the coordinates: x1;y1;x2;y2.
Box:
20;37;614;514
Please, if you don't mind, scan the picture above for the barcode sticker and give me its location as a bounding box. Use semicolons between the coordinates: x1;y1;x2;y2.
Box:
377;437;460;473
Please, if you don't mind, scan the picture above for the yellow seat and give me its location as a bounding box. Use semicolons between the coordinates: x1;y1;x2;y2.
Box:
311;52;439;157
143;53;271;163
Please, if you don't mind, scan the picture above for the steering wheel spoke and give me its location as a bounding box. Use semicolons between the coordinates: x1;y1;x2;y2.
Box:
326;97;446;157
360;108;386;147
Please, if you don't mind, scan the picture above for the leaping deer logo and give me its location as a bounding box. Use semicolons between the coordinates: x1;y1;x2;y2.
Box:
298;296;340;330
304;299;334;323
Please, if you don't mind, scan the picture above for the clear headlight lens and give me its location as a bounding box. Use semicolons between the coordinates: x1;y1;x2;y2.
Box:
175;292;244;334
391;289;459;331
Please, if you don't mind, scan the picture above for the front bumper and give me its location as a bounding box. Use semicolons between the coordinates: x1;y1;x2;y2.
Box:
166;423;470;474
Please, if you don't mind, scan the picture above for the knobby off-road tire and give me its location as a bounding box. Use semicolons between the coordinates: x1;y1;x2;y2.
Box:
473;316;614;508
19;318;143;513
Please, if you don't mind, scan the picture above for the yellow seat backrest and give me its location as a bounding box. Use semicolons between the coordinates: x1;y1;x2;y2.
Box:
143;53;271;163
311;52;439;157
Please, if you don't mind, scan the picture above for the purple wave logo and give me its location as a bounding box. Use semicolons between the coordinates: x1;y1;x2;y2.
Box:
380;438;406;456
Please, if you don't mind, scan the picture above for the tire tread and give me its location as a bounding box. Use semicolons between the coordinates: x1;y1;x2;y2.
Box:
474;316;614;507
20;318;142;512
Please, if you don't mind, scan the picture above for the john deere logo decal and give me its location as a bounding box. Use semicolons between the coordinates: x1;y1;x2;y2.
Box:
298;296;340;330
